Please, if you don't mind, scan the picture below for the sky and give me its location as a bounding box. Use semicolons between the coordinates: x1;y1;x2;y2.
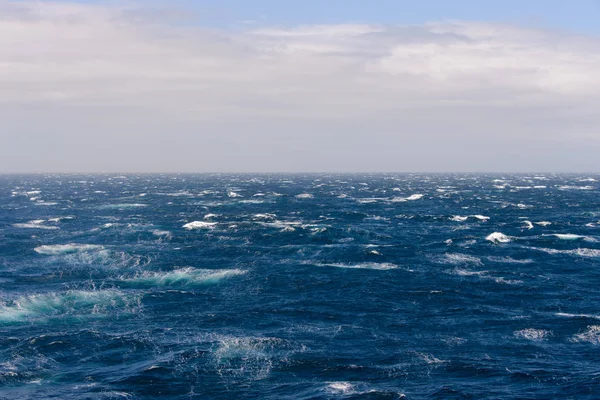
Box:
1;0;600;172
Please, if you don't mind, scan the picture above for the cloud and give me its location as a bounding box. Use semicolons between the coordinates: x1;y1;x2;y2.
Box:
1;1;599;172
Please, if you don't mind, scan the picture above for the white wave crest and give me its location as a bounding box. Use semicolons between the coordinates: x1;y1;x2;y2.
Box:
34;244;104;255
0;290;135;323
98;203;147;209
326;382;355;395
548;233;585;240
559;185;595;191
212;336;302;381
13;220;59;230
183;221;217;230
486;232;511;244
487;256;533;264
317;262;398;270
295;193;313;199
531;247;600;258
514;329;552;341
392;194;424;202
438;253;482;265
120;268;246;287
571;326;600;344
556;312;600;320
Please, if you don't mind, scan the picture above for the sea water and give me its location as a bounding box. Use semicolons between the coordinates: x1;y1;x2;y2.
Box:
1;173;600;399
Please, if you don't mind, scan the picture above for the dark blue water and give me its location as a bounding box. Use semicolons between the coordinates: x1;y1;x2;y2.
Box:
1;174;600;399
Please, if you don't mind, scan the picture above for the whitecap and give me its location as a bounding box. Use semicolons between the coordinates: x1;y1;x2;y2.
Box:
556;312;600;320
548;233;585;240
451;268;487;277
514;329;552;341
536;221;552;227
295;193;313;199
415;352;446;364
529;247;600;258
450;216;468;222
486;232;511;244
120;268;246;287
47;216;75;223
571;326;600;344
392;194;424;202
34;244;104;255
522;221;534;230
256;220;302;230
183;221;217;230
326;382;355;395
152;230;172;238
317;262;398;270
252;213;276;220
212;336;301;381
0;290;135;323
438;253;482;265
98;203;147;209
559;185;594;190
472;215;490;221
13;220;59;230
238;200;265;204
487;256;533;264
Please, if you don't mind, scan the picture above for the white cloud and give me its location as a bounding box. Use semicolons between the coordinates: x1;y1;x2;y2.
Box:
1;1;599;172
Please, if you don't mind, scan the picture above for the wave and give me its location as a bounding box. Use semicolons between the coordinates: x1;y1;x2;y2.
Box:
97;203;147;209
212;336;302;381
391;194;424;202
183;221;217;230
530;247;600;258
571;326;600;345
326;382;355;395
451;268;487;277
486;232;511;244
118;268;246;287
0;290;136;323
547;233;586;240
316;262;398;270
514;329;552;341
47;216;75;223
556;312;600;320
35;244;145;270
295;193;313;199
559;186;595;191
450;268;522;285
13;220;59;230
450;215;490;222
487;256;533;264
437;253;482;265
256;220;302;231
34;244;104;255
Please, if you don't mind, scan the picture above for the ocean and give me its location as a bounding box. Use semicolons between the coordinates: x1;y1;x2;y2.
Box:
1;173;599;399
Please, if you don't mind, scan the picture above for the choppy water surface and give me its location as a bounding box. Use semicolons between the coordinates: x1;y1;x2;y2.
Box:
1;174;600;399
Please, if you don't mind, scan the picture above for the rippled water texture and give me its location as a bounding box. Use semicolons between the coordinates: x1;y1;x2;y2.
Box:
1;174;600;399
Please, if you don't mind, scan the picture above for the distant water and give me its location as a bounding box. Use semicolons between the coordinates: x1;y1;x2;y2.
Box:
1;173;600;399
